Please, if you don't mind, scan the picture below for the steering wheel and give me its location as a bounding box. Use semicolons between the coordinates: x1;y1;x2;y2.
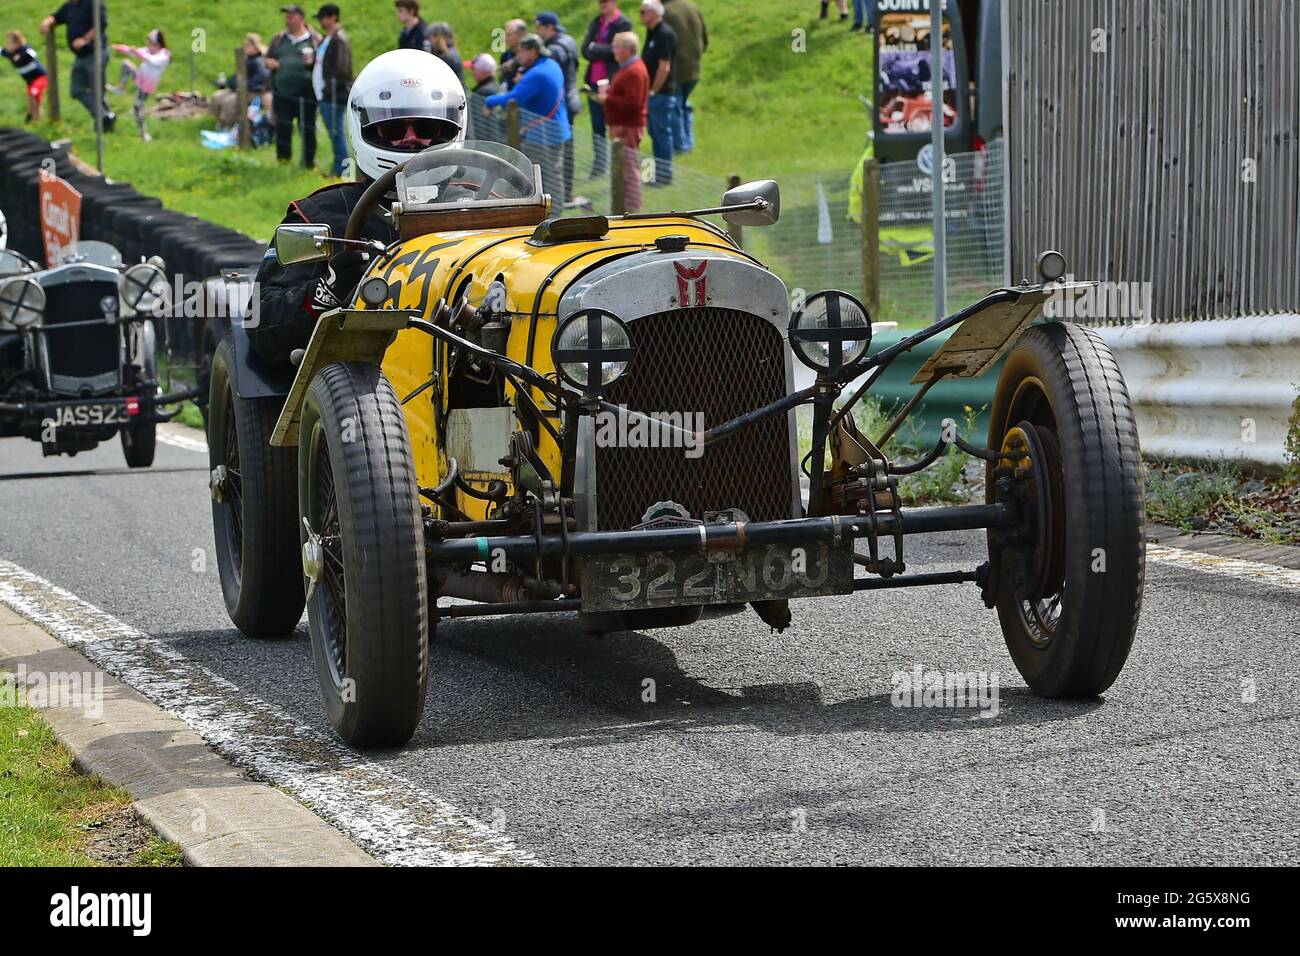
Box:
344;147;537;242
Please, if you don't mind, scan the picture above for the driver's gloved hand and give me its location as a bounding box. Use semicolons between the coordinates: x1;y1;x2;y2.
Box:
311;249;368;313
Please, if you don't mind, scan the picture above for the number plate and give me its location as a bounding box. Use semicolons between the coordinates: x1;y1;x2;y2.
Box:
581;541;855;612
50;401;133;428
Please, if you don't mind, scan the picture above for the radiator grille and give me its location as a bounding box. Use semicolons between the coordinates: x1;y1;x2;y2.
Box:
593;307;793;530
42;280;121;393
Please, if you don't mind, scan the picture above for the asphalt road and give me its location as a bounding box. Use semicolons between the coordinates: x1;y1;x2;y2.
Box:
1;427;1297;865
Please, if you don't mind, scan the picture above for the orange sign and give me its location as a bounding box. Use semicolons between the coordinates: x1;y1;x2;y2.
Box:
39;171;82;267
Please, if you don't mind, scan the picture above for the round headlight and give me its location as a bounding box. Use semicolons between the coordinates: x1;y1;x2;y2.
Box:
1036;249;1067;283
121;261;170;312
551;309;634;393
0;277;45;330
788;290;872;374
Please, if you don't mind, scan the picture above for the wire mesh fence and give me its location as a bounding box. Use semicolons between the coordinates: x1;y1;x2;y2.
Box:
460;95;1005;328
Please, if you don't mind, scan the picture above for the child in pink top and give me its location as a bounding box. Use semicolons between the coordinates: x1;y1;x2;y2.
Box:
110;29;171;142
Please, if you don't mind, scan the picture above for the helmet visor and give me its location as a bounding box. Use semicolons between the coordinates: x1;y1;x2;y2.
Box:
363;117;461;151
353;83;463;131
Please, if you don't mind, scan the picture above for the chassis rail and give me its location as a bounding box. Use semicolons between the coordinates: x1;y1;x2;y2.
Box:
426;503;1012;563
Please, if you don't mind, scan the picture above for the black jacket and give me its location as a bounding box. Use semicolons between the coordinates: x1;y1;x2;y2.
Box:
397;19;432;53
318;28;352;103
545;30;582;117
581;12;633;86
250;180;396;363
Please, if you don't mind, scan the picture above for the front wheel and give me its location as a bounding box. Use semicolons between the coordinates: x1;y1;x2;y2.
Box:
120;416;156;468
986;322;1145;698
299;362;428;748
121;319;157;468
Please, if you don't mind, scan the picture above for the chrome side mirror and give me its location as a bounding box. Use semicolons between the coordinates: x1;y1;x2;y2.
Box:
275;223;332;266
722;179;781;227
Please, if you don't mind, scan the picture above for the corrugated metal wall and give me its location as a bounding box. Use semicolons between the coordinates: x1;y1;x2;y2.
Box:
1004;0;1300;321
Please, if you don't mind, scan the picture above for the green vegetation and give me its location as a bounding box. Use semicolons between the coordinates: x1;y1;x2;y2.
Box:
1;1;874;242
798;397;982;506
1285;386;1300;486
173;400;205;429
896;404;980;505
1144;459;1300;545
1143;460;1239;532
133;837;184;867
0;672;181;866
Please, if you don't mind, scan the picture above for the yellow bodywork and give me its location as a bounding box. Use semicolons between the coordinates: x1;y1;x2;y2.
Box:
371;216;750;521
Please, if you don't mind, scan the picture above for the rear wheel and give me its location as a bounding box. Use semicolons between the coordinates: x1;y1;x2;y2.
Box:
299;362;428;748
196;319;218;437
208;336;305;638
987;322;1145;698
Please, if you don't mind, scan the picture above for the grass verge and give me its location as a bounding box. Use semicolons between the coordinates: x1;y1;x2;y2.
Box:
1144;459;1300;545
797;396;983;506
0;670;182;867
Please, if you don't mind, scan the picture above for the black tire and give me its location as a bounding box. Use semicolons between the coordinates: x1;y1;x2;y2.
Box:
299;362;428;748
120;416;156;468
987;322;1145;698
208;336;305;638
121;320;158;469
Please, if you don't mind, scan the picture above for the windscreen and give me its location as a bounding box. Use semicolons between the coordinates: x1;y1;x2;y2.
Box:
59;240;123;269
0;250;36;277
397;141;539;210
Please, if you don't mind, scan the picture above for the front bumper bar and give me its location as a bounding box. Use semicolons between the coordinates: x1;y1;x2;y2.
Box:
0;387;199;423
427;503;1012;563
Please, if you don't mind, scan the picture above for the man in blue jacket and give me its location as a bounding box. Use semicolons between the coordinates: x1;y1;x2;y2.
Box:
484;34;571;205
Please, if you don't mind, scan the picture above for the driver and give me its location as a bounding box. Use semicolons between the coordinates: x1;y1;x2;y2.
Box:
249;49;466;363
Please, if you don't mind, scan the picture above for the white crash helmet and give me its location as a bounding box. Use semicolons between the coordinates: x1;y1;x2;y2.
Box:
347;50;467;180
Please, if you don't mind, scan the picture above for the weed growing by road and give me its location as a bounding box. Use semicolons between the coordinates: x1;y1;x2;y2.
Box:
1284;385;1300;487
1144;459;1300;545
0;670;181;866
898;405;982;505
797;398;982;505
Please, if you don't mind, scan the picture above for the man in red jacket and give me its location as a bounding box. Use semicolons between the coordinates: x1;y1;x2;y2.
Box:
594;31;647;212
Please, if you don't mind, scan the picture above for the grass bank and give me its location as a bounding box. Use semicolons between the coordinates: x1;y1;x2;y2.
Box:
1;1;874;241
0;671;182;866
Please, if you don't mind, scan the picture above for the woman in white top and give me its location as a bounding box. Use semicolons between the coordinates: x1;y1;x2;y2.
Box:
110;28;171;142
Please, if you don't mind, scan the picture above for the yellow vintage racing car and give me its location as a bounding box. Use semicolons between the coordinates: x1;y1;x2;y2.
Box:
207;142;1145;748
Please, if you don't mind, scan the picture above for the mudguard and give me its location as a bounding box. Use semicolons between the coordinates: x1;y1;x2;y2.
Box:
230;320;297;401
270;307;417;447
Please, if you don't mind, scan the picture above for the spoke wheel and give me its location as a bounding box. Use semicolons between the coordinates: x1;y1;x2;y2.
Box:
222;390;244;575
308;422;348;686
987;322;1145;698
299;361;429;749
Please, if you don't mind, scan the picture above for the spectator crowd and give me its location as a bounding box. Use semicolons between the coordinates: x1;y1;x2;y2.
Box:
5;0;717;211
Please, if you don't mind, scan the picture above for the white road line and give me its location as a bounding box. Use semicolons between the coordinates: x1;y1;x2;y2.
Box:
0;559;539;867
1148;543;1300;590
156;428;208;454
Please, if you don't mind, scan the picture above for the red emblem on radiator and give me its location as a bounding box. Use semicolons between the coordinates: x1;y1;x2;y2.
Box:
673;261;708;308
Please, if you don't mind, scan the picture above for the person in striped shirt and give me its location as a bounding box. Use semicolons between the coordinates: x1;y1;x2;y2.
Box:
2;31;49;123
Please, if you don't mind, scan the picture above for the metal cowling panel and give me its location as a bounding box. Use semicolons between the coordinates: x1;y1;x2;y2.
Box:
593;307;794;531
